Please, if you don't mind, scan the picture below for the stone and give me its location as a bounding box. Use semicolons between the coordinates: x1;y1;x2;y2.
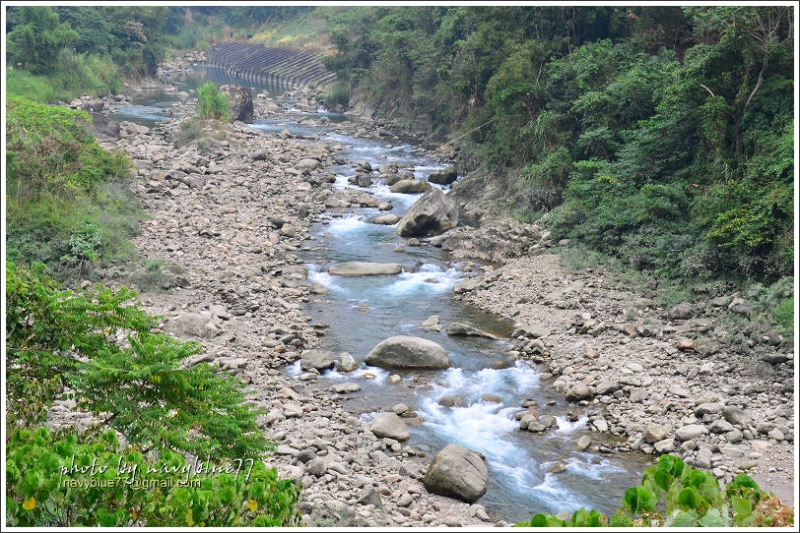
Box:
306;456;328;476
328;262;403;276
695;447;713;469
728;298;754;316
669;303;694;320
677;339;696;351
654;438;675;453
695;402;724;417
300;350;335;373
365;335;450;369
565;382;593;402
337;352;359;372
424;444;489;503
446;322;497;339
396;188;459;237
577;435;592;451
675;424;707;441
427;167;458;185
370;412;410;441
421;315;440;328
709;419;735;433
329;382;361;394
369;214;402;225
390;179;431;194
163;312;218;339
645;425;669;444
722;406;753;427
218;85;254;123
357;487;383;509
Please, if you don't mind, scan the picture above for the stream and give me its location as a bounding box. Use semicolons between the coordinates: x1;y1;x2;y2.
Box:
112;68;650;523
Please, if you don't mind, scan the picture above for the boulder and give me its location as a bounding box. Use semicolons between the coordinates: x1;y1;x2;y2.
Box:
296;158;322;173
446;322;497;339
369;214;402;225
328;262;403;276
163;312;218;339
424;444;489;503
300;350;335;373
82;112;121;141
390;179;431;194
370;412;410;441
337;352;359;372
396;188;459;237
219;85;254;123
427;167;458;185
365;335;450;369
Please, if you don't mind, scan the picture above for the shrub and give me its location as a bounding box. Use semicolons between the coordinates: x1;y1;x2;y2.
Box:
196;82;230;121
323;80;350;108
515;454;793;527
6;428;301;527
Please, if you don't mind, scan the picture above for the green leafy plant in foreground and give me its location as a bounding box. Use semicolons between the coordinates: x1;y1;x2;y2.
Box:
196;82;230;121
516;455;794;527
6;428;301;527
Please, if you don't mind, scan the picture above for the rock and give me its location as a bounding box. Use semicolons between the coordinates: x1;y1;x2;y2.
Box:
369;214;402;225
654;438;675;453
396;188;459;237
163;312;218;339
695;447;713;469
576;435;592;451
329;382;361;394
365;335;450;369
218;85;254;123
677;339;696;351
300;350;335;373
728;298;753;316
695;402;724;417
328;262;403;276
645;425;669;444
390;179;431;194
370;412;410;441
424;444;489;503
337;352;359;372
446;322;497;339
565;382;593;402
306;456;328;476
421;315;440;328
427;167;458;185
82;111;121;141
296;158;322;173
357;487;383;509
675;424;707;441
722;406;753;427
669;303;694;320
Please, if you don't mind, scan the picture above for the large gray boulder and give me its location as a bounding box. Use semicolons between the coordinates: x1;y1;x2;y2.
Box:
328;262;403;276
365;335;450;369
163;312;218;339
219;85;254;123
300;350;335;373
396;188;459;237
424;444;489;503
447;322;497;339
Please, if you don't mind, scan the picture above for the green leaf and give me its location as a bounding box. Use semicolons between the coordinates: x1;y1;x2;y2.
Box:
698;508;727;527
678;487;699;510
672;509;699;527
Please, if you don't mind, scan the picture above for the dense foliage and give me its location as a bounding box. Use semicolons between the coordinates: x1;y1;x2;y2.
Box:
515;454;793;527
5;97;139;278
196;82;230;121
6;428;300;527
321;6;794;280
5;263;300;526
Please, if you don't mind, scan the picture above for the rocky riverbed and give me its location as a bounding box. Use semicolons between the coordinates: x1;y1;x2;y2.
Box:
54;68;795;525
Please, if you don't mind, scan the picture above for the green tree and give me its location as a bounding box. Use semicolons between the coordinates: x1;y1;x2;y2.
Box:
6;6;78;75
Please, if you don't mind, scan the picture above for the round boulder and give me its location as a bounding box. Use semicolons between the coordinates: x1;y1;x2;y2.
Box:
219;84;254;123
427;167;458;185
365;335;450;369
424;444;489;503
390;179;431;194
396;188;459;237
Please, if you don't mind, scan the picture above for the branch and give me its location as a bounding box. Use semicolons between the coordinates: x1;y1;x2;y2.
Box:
699;84;716;97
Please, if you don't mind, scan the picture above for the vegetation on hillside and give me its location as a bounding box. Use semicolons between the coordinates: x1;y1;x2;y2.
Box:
320;5;794;282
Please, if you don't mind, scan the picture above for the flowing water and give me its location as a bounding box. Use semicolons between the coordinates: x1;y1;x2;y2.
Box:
113;73;651;523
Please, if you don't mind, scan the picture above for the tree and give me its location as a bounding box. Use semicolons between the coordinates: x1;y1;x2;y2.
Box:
6;6;78;75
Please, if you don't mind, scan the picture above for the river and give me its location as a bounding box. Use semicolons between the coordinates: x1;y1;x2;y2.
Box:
112;67;650;523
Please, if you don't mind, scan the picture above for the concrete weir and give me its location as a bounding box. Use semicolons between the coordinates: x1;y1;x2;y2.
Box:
204;42;337;89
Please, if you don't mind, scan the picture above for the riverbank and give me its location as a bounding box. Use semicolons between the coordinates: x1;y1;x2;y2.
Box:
63;64;794;523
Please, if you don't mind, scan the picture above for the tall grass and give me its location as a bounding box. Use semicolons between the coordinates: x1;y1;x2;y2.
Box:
5;50;123;104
